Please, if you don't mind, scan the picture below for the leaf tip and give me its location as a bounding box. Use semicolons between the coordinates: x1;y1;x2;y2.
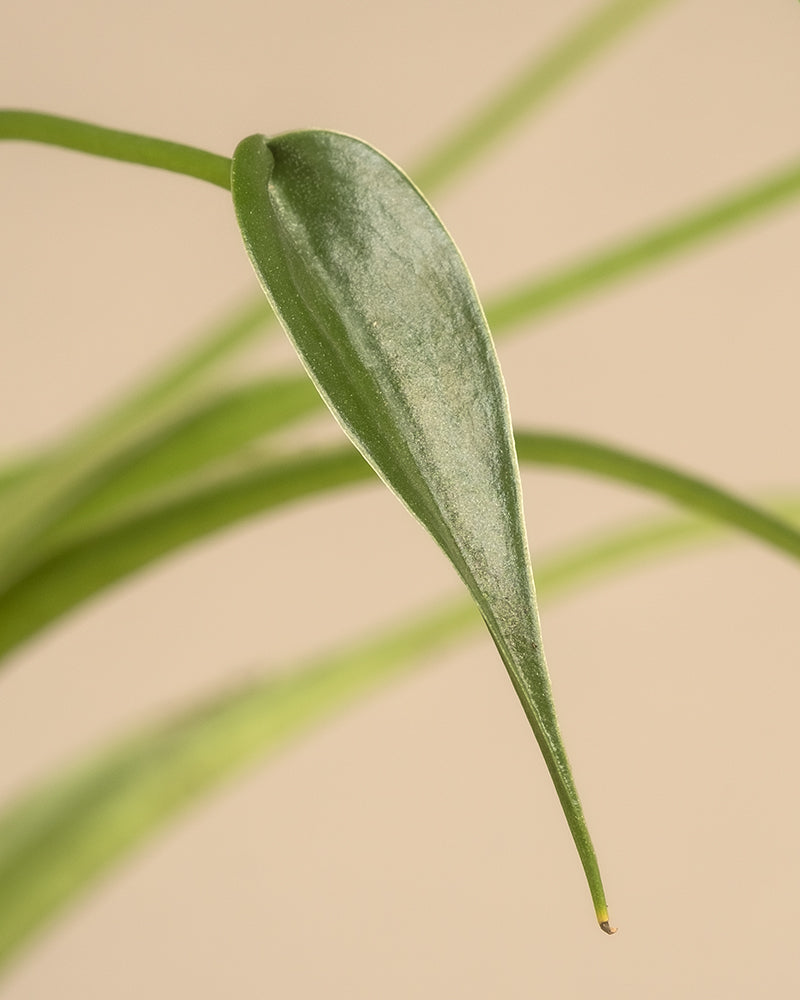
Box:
599;918;617;936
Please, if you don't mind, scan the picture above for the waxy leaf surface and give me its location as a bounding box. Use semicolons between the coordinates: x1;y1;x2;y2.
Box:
231;130;611;929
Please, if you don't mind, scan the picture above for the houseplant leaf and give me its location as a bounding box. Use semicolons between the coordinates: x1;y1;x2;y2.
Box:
231;130;614;930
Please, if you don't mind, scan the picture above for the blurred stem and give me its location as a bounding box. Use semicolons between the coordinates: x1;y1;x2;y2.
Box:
0;298;274;589
412;0;675;194
486;159;800;331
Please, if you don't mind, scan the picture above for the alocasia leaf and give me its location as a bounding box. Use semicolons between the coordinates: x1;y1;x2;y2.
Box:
231;130;614;932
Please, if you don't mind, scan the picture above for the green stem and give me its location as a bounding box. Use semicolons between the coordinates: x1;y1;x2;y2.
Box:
413;0;674;194
0;110;231;190
486;159;800;331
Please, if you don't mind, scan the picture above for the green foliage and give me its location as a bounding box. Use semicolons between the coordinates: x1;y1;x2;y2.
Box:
0;0;798;977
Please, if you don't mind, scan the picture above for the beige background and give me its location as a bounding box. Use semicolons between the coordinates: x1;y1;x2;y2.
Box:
2;0;800;995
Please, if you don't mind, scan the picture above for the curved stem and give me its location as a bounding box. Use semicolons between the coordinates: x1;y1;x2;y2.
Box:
1;427;798;663
0;110;231;190
515;432;800;562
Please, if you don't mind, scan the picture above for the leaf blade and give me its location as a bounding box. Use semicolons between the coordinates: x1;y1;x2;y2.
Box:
43;375;320;548
231;129;612;927
0;448;369;663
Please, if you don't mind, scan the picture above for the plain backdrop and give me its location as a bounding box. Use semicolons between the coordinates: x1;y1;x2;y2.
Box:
1;0;799;996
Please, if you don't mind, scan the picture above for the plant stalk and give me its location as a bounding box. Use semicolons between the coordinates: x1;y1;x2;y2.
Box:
0;110;231;190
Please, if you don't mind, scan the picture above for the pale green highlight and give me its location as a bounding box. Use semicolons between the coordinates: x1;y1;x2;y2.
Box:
4;490;797;972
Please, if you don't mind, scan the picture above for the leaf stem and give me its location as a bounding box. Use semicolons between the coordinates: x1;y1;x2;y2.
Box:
0;110;231;190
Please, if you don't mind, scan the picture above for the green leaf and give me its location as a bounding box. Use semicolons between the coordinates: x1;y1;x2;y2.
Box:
41;375;320;549
230;129;613;929
0;448;368;663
